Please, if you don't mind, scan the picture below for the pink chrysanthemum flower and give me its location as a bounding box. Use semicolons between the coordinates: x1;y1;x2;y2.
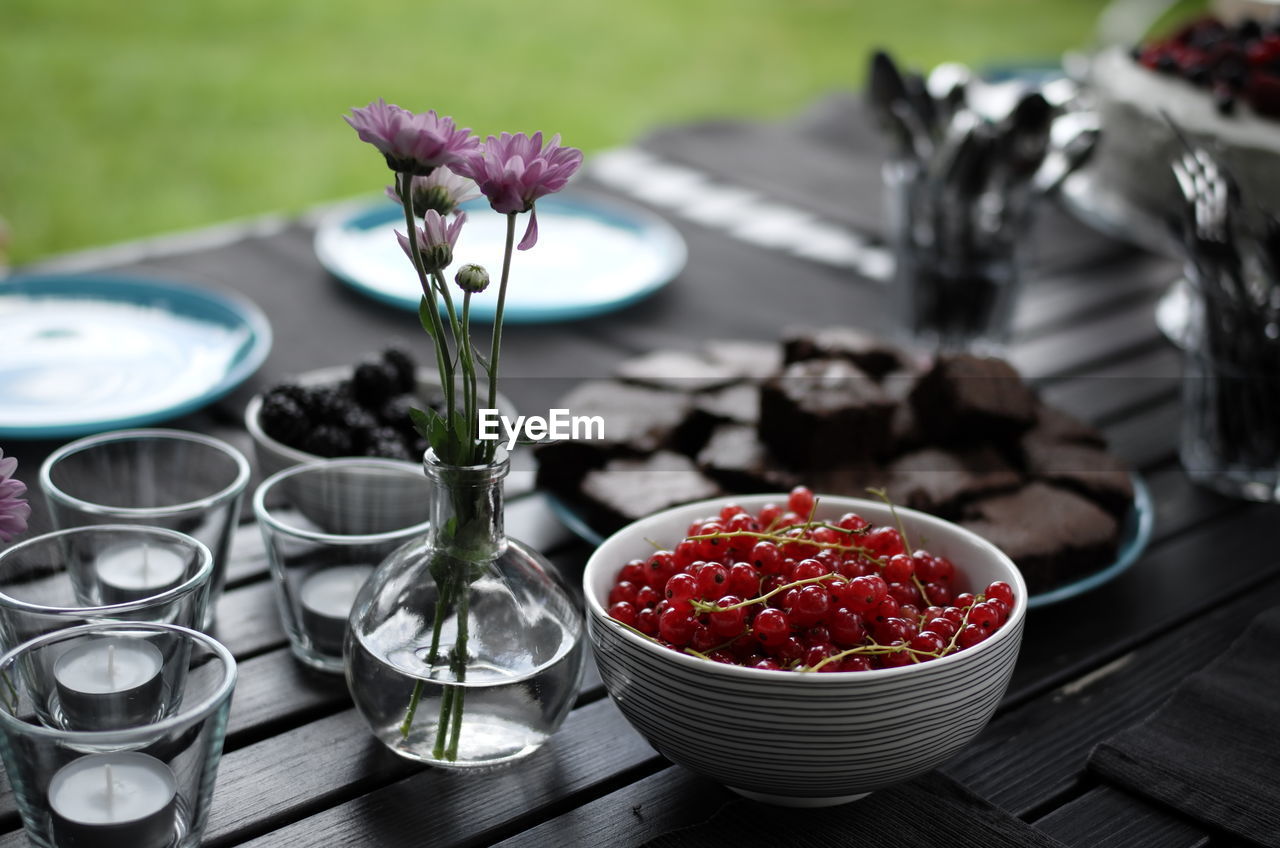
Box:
384;169;480;217
396;210;466;274
0;449;30;544
450;132;583;249
345;100;479;175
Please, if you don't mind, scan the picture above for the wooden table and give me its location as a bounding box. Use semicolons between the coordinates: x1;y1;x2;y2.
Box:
3;95;1268;847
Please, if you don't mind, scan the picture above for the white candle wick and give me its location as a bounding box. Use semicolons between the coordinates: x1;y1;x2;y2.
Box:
107;643;116;687
104;763;114;814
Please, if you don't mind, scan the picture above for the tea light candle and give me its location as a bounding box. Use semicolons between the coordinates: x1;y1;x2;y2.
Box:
95;543;187;605
48;752;177;848
53;637;165;731
298;565;373;655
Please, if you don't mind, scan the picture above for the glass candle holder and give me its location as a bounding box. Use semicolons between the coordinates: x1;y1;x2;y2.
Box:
40;429;250;629
1179;275;1280;502
253;459;432;673
884;160;1026;353
0;526;213;651
0;622;236;848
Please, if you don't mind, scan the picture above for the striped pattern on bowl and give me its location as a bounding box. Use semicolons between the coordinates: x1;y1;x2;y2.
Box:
583;494;1027;806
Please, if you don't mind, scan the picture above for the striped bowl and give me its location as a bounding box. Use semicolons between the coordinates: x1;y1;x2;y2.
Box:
583;494;1027;807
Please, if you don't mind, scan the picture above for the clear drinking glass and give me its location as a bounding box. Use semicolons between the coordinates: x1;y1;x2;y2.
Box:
40;429;250;628
0;526;213;651
1179;276;1280;502
884;160;1025;352
0;622;236;848
253;458;433;673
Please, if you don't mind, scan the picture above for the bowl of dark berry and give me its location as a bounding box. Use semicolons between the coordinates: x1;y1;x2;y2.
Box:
245;348;515;532
583;486;1026;806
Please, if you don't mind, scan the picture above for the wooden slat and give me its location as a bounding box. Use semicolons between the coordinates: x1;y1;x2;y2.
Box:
950;570;1280;813
225;698;659;848
1033;786;1210;848
490;766;730;848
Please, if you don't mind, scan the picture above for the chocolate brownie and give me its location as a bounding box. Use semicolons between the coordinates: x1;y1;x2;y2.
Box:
961;483;1120;594
1021;439;1135;517
884;447;1022;518
578;452;722;533
702;339;783;380
1025;402;1107;449
759;359;896;468
783;327;907;379
909;354;1038;443
533;381;690;493
696;423;799;492
614;350;741;393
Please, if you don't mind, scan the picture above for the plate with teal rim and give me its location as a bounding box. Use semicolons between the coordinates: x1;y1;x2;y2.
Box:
313;188;688;323
547;473;1155;608
0;274;272;439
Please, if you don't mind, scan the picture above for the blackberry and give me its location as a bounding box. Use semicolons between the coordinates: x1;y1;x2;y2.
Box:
258;394;309;447
379;393;419;430
365;427;413;461
352;360;398;408
303;424;354;458
382;346;418;393
301;385;352;424
265;383;308;407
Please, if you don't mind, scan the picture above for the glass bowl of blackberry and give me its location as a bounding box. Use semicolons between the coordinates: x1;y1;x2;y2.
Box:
245;347;517;480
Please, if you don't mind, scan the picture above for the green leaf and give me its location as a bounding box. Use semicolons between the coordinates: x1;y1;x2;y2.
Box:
408;406;436;440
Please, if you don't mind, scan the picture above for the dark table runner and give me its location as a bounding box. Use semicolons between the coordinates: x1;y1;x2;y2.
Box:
1089;605;1280;848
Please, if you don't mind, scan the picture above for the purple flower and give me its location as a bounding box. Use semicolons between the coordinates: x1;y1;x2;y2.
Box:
0;449;30;544
397;210;466;273
450;132;583;249
384;169;480;217
345;100;479;175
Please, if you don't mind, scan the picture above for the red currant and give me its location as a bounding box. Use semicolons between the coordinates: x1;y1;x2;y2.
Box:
863;526;905;558
636;607;658;636
664;572;697;602
757;503;783;528
658;608;697;646
750;541;784;574
787;485;815;516
696;563;730;599
829;608;867;646
837;512;869;532
957;624;986;649
608;601;637;627
986;581;1015;607
708;596;747;637
608;580;638;605
883;554;914;583
753;608;791;647
727;562;759;597
620;559;646;585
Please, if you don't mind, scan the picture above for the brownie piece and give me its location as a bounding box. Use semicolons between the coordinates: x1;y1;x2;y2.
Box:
884;447;1023;519
702;339;783;380
909;354;1038;443
1021;440;1134;518
759;359;896;469
961;483;1119;594
1026;402;1107;449
696;423;799;493
578;452;722;533
810;467;892;500
614;350;741;393
783;327;907;379
533;381;691;493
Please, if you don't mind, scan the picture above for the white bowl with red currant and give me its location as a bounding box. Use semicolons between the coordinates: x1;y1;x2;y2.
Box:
584;485;1027;807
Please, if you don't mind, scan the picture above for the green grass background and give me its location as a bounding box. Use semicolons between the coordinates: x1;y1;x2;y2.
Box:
2;0;1110;264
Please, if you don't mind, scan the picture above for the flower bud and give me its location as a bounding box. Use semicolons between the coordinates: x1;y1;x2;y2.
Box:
454;263;490;294
421;243;453;274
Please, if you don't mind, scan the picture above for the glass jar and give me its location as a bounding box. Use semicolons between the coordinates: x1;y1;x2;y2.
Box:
346;448;585;768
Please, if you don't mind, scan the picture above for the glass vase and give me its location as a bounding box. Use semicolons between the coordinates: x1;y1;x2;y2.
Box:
345;448;585;768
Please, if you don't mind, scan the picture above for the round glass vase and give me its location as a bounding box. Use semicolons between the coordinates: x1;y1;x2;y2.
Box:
346;448;585;768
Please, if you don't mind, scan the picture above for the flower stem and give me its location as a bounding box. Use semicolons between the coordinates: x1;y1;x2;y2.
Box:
400;174;455;443
484;213;517;462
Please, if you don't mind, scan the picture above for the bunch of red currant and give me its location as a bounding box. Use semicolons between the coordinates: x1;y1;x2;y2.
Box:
606;486;1015;672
